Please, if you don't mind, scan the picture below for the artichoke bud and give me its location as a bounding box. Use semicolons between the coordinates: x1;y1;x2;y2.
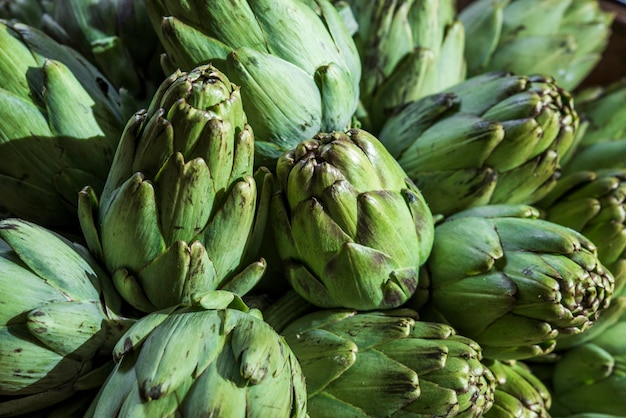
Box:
87;295;308;417
282;308;496;417
418;206;615;360
80;64;268;312
378;72;579;216
273;128;434;310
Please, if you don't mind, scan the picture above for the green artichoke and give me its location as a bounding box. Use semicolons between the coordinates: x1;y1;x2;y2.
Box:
145;0;361;166
78;64;271;313
415;204;614;360
377;72;578;217
334;0;466;133
85;291;307;417
0;20;124;228
0;218;132;417
281;308;496;417
538;169;626;297
460;0;614;91
484;360;552;418
272;129;435;310
548;306;626;416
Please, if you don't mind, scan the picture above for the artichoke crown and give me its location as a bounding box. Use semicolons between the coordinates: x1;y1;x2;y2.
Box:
272;129;435;310
283;308;496;417
420;204;615;360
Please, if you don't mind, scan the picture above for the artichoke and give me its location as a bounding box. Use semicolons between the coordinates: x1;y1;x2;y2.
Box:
460;0;614;91
334;0;466;133
272;128;435;310
548;306;626;416
85;291;308;417
538;169;626;297
0;218;132;417
484;360;552;418
415;204;614;360
78;64;271;313
145;0;361;166
281;308;496;417
0;20;124;229
377;72;578;217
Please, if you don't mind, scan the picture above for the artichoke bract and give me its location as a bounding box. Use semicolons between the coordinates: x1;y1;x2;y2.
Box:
459;0;614;91
0;218;132;417
415;204;614;361
0;20;124;228
272;129;435;310
378;72;579;217
483;360;552;418
538;170;626;297
334;0;466;133
145;0;361;167
549;307;626;416
282;308;496;417
78;64;271;313
85;291;307;417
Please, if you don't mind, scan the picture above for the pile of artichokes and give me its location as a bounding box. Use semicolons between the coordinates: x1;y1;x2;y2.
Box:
0;0;624;416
